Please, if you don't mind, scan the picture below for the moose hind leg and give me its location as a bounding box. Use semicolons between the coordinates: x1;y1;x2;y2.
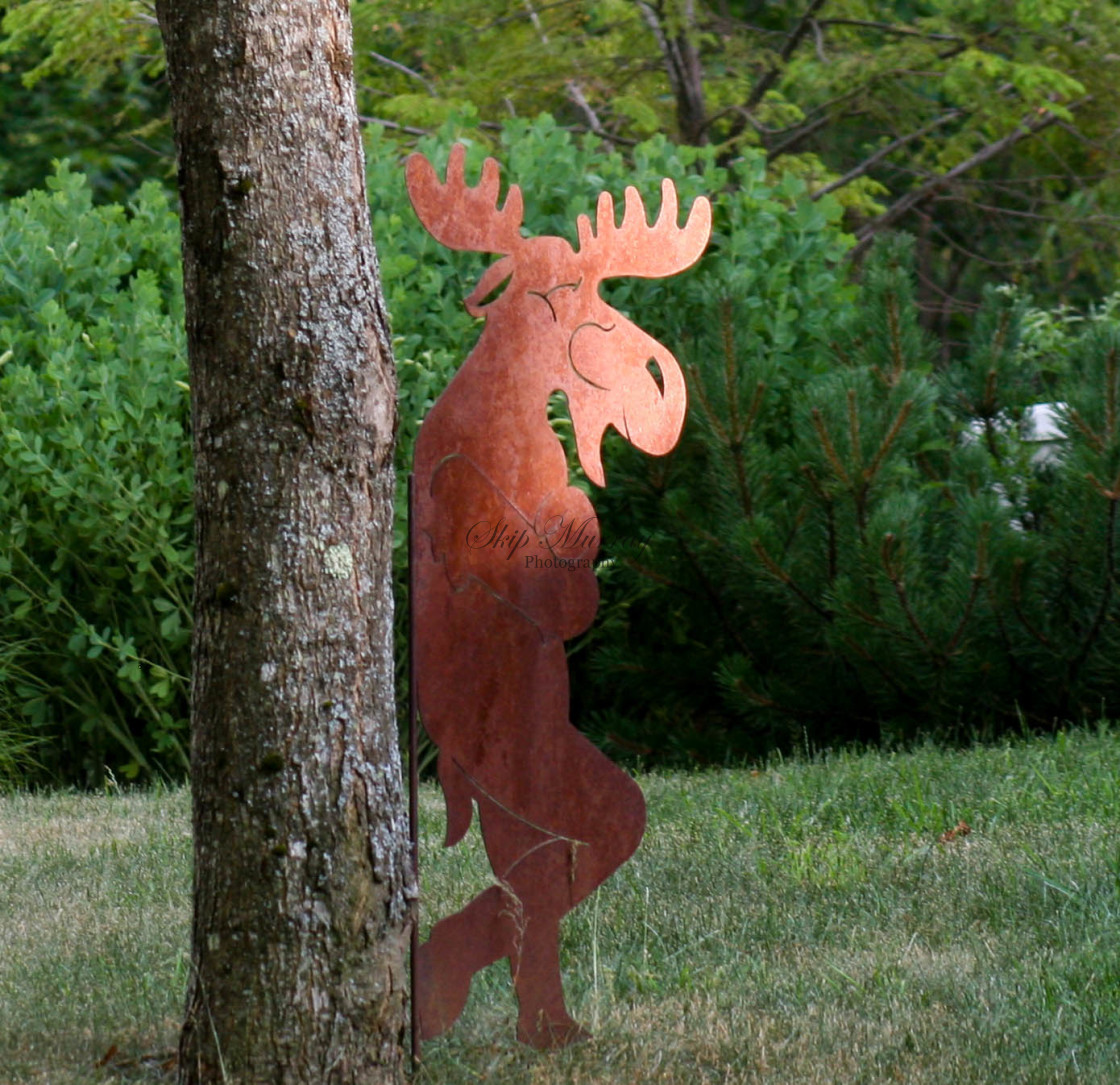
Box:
474;747;646;1047
479;732;647;909
416;884;517;1041
512;912;591;1049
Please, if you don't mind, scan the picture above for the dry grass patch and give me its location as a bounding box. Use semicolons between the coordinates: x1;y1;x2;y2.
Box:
0;786;190;1085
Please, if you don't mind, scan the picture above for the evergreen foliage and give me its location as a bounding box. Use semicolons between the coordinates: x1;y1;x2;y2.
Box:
585;233;1120;762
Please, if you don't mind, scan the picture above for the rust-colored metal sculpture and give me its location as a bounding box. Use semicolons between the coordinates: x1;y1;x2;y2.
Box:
408;145;711;1049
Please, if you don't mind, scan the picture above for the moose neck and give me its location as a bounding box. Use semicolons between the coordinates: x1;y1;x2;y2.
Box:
420;322;574;500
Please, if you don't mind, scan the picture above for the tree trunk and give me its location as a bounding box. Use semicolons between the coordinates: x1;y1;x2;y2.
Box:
637;0;708;145
154;2;411;1082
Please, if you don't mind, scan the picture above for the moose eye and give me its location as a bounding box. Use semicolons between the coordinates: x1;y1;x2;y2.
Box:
529;281;580;321
646;358;664;394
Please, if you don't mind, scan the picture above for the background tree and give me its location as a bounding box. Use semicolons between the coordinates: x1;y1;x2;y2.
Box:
5;0;1117;321
0;0;169;200
357;0;1120;324
154;0;411;1082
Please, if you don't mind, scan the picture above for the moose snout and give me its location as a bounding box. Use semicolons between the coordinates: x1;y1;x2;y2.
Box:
621;345;686;455
567;320;687;458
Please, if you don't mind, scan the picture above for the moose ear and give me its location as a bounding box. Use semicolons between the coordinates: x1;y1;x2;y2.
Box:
464;256;515;316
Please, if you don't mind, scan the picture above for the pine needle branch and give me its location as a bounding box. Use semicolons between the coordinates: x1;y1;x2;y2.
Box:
847;389;862;474
980;367;998;415
1068;408;1105;454
744;380;767;435
684;361;729;444
880;533;938;658
865;400;914;484
846;603;892;630
1086;472;1119;500
987;581;1029;682
811;408;851;486
668;520;756;659
1010;557;1053;649
721;300;740;440
799;465;838;580
751;539;834;621
622;559;686;592
1069;497;1119;683
840;634;913;701
722;672;777;708
945;523;989;654
1107;347;1118;445
887;292;904;383
799;463;828;500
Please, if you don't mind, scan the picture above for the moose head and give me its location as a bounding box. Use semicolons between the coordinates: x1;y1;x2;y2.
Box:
406;145;712;485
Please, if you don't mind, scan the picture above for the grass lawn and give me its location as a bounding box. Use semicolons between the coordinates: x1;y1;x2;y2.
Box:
2;727;1119;1083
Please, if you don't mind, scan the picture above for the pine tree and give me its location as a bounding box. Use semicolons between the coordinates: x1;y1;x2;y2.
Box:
585;235;1120;758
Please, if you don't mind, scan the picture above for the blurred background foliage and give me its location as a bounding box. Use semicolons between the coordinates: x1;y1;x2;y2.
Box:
1;2;1119;783
6;0;1115;318
0;1;170;201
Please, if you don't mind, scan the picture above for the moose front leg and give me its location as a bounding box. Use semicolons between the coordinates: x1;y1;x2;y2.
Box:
421;455;600;639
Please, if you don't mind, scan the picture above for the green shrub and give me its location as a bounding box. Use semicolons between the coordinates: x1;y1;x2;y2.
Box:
0;165;190;784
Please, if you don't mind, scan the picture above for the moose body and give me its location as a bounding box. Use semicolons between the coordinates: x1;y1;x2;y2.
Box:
408;147;710;1048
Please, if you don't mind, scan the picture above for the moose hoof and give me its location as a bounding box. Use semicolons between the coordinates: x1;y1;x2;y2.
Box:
516;1013;592;1050
415;938;472;1041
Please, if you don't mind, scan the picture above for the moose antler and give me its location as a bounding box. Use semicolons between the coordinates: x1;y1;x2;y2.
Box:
406;144;525;255
576;180;711;283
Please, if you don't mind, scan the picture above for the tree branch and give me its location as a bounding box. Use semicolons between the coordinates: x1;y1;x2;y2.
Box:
767;111;836;161
366;50;435;95
763;86;867;159
810;109;963;200
358;115;506;138
636;0;708;143
744;0;830;111
818;18;962;43
565;80;614;141
357;115;431;137
848;100;1090;261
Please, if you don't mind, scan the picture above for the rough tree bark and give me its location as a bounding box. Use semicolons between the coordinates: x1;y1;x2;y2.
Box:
154;2;411;1082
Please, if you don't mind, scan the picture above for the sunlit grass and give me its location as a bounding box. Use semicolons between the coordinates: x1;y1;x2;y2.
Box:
2;727;1119;1082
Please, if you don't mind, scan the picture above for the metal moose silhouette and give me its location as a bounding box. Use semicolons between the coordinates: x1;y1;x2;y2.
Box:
408;145;710;1049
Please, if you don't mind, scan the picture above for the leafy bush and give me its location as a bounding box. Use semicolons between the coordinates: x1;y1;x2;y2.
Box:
0;165;190;784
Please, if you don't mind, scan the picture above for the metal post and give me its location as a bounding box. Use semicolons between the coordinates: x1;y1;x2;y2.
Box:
407;473;421;1071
